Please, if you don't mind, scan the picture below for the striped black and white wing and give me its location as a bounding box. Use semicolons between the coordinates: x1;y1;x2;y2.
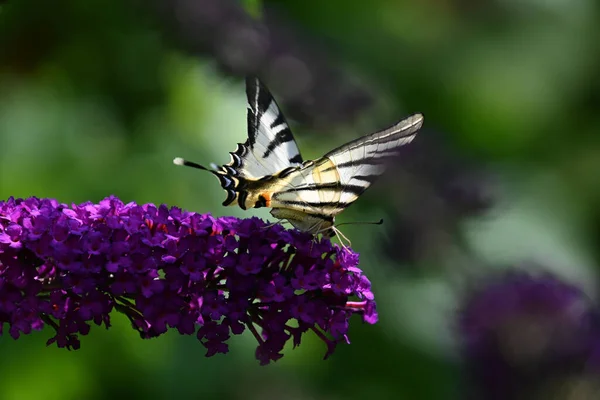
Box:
271;113;423;216
228;77;303;179
323;113;423;206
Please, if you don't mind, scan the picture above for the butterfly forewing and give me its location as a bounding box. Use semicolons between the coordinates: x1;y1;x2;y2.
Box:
324;113;423;206
234;77;303;179
269;113;422;223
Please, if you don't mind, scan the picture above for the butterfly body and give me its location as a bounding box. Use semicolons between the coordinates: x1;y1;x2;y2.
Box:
174;77;423;238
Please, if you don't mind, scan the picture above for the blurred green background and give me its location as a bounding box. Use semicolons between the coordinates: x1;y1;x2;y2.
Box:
1;0;599;399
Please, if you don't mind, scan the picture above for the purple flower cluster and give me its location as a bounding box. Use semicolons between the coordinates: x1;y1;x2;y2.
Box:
458;272;600;399
0;196;377;364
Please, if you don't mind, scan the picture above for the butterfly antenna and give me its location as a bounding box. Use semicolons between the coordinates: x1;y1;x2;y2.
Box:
334;218;384;228
173;157;213;171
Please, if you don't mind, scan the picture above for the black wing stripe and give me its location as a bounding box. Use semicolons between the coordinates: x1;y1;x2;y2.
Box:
246;110;258;147
262;128;295;158
341;184;367;196
370;149;404;157
270;110;287;129
277;166;301;178
277;200;352;208
277;182;339;193
289;154;303;164
256;82;273;118
352;174;379;184
321;158;383;172
246;77;272;146
303;213;334;222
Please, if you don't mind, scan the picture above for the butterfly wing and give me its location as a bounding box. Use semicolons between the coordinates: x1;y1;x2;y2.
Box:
228;77;303;179
323;113;423;206
271;113;423;221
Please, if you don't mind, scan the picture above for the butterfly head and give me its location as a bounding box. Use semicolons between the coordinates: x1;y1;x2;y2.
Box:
173;156;275;210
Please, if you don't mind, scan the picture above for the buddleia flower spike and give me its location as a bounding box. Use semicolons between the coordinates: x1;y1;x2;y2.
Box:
0;196;377;364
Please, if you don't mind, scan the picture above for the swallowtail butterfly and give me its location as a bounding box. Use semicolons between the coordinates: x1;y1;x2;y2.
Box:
174;77;423;239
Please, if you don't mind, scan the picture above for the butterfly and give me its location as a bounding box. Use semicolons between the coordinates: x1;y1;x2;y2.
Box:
174;77;423;242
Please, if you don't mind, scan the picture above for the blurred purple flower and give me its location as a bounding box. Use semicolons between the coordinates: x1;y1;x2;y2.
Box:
381;127;496;264
0;196;377;365
154;0;373;128
458;271;600;399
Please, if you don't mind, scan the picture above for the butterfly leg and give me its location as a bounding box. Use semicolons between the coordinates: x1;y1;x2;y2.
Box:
261;220;282;230
310;223;351;249
261;218;299;231
331;226;352;249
